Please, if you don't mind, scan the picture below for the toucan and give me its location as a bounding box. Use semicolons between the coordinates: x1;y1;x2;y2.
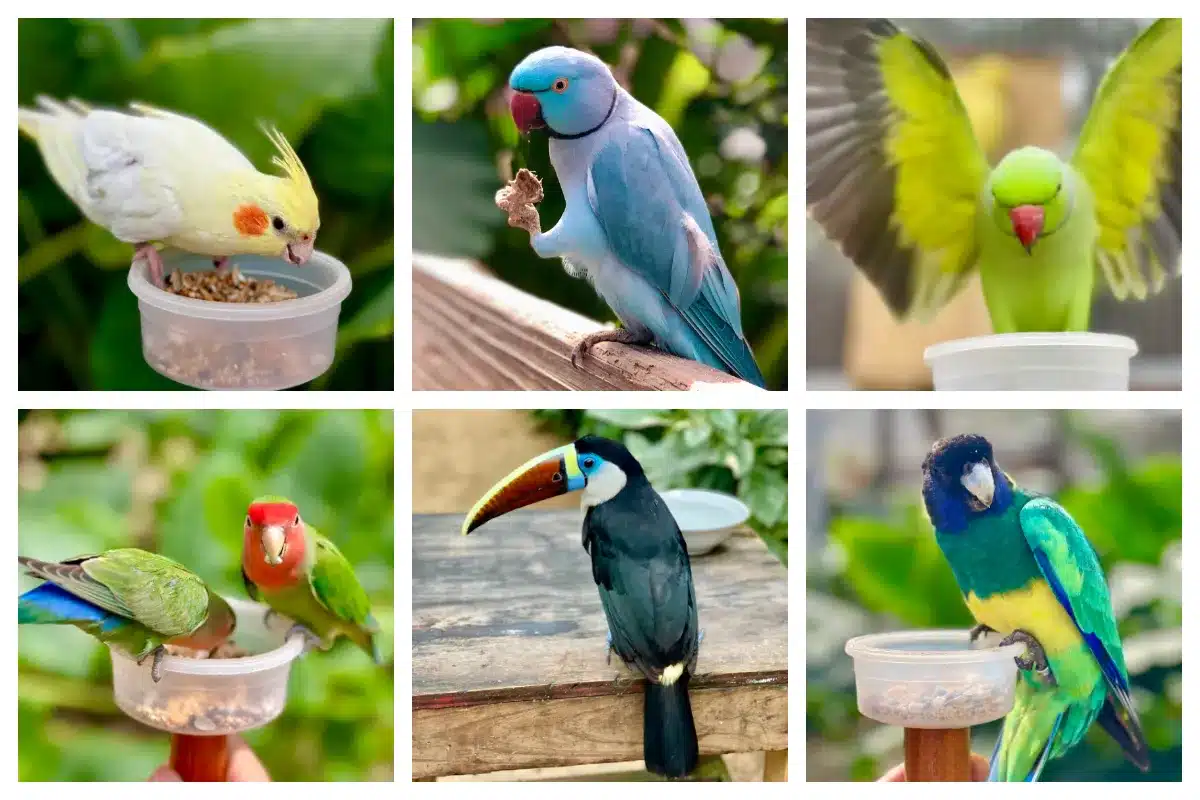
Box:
463;435;701;779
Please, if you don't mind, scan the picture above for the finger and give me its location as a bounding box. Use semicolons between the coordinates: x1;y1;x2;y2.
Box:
227;735;271;782
878;762;906;782
148;765;182;782
969;753;990;781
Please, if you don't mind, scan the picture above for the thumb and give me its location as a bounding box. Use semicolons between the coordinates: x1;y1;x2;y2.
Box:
148;765;182;782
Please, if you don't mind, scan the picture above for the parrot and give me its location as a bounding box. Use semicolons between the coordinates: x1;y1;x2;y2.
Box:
807;19;1182;333
17;548;237;682
241;496;382;664
18;97;320;289
507;46;766;387
463;436;701;778
921;434;1150;781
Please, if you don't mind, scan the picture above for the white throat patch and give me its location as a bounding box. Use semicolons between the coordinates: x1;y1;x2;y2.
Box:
581;461;627;508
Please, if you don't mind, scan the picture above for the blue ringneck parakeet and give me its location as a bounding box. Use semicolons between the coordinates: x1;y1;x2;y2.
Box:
921;434;1150;781
506;46;766;387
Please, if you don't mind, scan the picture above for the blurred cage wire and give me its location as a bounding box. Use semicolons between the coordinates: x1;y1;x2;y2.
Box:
806;18;1181;385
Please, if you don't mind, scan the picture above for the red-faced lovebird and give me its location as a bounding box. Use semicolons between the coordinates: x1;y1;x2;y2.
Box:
18;549;236;682
508;46;766;387
241;496;382;663
922;434;1150;781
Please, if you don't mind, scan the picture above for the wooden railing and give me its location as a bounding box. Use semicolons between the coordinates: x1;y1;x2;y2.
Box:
413;252;764;392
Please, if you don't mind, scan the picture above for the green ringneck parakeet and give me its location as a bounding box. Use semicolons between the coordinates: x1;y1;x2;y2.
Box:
922;434;1150;781
807;19;1182;332
241;496;381;663
18;548;236;682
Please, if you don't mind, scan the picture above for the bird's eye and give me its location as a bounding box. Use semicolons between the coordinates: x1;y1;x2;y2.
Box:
272;216;286;231
245;515;252;527
552;77;569;93
583;457;595;469
293;515;300;526
552;472;563;483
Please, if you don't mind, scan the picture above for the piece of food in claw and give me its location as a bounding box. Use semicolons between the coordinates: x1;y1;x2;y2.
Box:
495;168;544;234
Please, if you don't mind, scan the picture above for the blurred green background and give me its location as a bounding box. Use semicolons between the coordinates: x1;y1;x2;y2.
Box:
413;19;788;389
18;19;395;390
806;410;1181;781
17;410;394;781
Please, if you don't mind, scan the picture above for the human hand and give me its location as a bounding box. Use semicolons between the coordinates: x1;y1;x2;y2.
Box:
148;735;270;782
877;753;989;782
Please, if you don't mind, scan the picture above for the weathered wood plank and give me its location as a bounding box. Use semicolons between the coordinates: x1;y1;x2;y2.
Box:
412;252;762;392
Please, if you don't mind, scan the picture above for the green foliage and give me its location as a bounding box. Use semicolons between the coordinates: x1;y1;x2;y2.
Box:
17;410;394;781
534;409;788;564
413;19;789;389
18;19;395;390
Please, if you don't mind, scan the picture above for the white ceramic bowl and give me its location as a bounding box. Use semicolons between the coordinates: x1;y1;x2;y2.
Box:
924;332;1137;390
110;597;304;736
127;249;352;390
660;488;750;555
845;629;1023;728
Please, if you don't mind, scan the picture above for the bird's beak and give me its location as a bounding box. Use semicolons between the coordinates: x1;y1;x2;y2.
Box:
1010;205;1044;255
261;525;287;565
510;90;545;135
284;237;314;265
462;443;585;535
961;462;996;509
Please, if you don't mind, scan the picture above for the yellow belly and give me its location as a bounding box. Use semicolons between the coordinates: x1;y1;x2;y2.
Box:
966;578;1082;655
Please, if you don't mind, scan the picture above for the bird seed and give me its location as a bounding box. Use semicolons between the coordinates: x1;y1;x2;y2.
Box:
861;677;1011;728
164;266;298;303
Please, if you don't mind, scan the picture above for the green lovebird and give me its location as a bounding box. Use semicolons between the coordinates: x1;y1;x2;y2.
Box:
807;19;1182;332
921;434;1150;781
241;496;382;663
17;548;236;682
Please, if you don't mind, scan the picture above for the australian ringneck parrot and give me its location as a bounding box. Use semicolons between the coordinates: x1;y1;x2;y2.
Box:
922;434;1150;781
17;549;236;682
508;46;766;387
807;19;1182;332
464;436;701;778
241;496;382;663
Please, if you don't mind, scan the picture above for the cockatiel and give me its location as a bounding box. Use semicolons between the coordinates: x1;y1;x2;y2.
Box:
18;97;320;288
922;434;1150;781
241;496;382;663
807;19;1182;333
507;47;766;387
18;549;237;682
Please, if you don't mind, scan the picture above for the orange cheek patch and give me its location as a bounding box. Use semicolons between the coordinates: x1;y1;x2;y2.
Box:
233;204;269;236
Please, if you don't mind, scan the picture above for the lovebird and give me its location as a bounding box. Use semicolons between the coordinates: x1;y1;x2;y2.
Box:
508;46;766;387
18;97;320;288
241;496;382;663
922;434;1150;781
807;19;1182;332
18;549;236;682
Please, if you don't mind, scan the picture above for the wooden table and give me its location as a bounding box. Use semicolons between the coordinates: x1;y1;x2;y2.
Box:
412;511;789;780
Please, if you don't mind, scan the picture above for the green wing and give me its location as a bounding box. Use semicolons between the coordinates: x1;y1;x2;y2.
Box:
307;529;374;628
81;549;209;637
1072;18;1181;300
807;19;989;318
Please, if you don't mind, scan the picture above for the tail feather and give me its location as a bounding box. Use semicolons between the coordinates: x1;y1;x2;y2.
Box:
18;584;109;626
16;97;94;212
1025;713;1063;782
643;671;698;779
1096;694;1152;771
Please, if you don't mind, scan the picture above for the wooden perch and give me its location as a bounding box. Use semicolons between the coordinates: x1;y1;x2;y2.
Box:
413;252;764;391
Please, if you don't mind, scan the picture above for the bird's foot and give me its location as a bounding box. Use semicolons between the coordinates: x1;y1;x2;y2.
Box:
605;629;614;665
135;243;166;289
969;623;997;646
137;646;168;683
570;328;652;368
287;623;324;653
1000;629;1057;687
213;256;230;271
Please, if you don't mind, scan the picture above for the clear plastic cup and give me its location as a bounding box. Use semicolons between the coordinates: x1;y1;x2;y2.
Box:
924;332;1137;390
127;249;352;390
844;629;1023;728
111;597;304;735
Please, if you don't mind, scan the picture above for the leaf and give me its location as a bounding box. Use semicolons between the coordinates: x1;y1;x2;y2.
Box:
337;278;395;350
412;117;500;258
728;438;756;479
741;465;786;526
747;409;788;447
585;410;671;430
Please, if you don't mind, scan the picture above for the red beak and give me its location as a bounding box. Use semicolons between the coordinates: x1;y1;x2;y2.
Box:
1010;205;1044;254
510;91;544;135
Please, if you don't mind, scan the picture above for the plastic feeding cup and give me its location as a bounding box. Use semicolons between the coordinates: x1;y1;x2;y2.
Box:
845;629;1024;781
924;332;1138;390
127;249;352;390
110;597;304;781
660;488;750;556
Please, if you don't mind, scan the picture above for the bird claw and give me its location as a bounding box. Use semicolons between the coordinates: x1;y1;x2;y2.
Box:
138;646;167;683
1000;629;1057;687
604;630;614;665
969;623;996;646
287;623;324;653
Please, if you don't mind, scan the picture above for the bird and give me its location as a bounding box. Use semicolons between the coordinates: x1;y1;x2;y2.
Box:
507;46;766;387
807;19;1181;333
921;433;1150;780
18;549;236;682
464;435;701;778
18;97;320;288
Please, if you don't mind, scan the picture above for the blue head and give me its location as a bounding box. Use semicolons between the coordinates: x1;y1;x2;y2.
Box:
921;434;1013;534
508;46;618;137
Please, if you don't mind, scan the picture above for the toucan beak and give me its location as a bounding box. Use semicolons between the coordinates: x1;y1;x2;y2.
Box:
462;443;585;535
962;462;996;509
261;525;286;565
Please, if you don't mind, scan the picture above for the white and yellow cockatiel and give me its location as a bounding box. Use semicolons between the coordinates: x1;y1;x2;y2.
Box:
18;97;320;288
